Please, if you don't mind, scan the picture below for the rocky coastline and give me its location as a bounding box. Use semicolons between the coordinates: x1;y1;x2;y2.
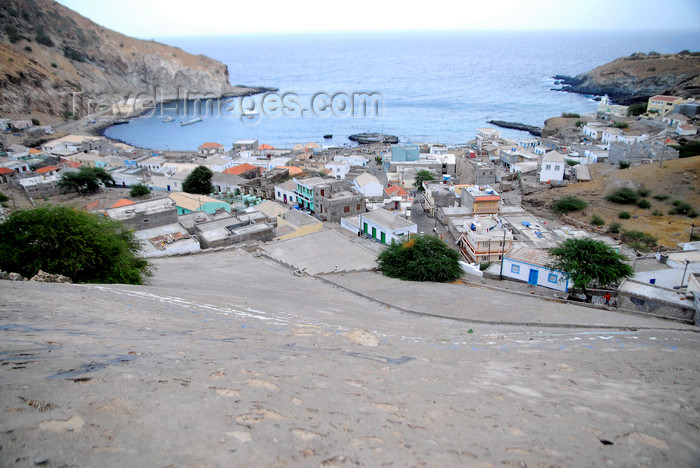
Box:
487;120;542;137
552;51;700;105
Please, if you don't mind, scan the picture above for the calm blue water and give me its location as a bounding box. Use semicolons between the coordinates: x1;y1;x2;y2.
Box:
105;30;700;150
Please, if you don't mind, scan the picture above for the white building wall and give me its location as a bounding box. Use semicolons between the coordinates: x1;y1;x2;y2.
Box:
501;258;569;292
275;185;296;205
539;162;565;183
359;216;417;244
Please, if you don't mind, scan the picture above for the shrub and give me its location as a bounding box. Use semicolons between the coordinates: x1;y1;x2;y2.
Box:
637;199;651;209
670;142;700;158
621;229;657;247
652;209;663;216
618;161;631;169
551;196;587;214
377;234;462;282
561;112;580;118
0;191;8;203
606;187;639;204
618;211;631;219
637;188;651;197
575;120;584;127
31;118;39;125
35;32;54;47
51;62;57;68
565;158;580;166
0;205;152;284
480;261;492;271
653;194;669;201
607;222;621;234
669;200;698;218
129;183;151;198
24;45;32;52
627;103;647;116
590;214;605;226
614;122;629;129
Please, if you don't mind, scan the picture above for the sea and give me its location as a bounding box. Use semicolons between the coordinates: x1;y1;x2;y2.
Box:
104;30;700;151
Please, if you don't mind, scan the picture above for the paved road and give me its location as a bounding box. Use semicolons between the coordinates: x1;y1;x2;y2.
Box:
1;249;698;467
410;193;457;249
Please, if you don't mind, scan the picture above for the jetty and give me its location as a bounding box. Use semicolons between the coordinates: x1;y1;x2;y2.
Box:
487;120;542;137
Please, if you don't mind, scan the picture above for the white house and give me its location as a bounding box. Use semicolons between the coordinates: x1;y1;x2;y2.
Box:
582;123;605;140
539;151;565;183
662;113;689;128
353;172;384;197
198;142;225;156
334;154;368;167
358;208;417;244
325;160;351;180
502;245;569;292
274;179;297;205
677;124;697;136
601;128;623;145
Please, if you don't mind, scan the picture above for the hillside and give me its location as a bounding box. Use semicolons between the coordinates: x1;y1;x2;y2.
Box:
556;51;700;104
0;0;265;121
524;156;700;248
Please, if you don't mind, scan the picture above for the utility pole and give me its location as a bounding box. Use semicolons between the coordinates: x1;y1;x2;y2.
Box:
691;222;695;242
499;227;508;280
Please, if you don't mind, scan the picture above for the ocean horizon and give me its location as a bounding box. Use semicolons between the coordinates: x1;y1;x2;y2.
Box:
105;30;700;150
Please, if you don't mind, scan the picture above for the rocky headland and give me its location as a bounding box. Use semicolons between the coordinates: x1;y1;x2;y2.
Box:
554;51;700;104
0;0;268;120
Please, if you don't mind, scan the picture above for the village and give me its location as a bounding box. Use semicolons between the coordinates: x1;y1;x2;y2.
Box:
1;93;699;325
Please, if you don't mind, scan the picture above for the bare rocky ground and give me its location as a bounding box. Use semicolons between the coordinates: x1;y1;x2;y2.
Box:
1;249;699;467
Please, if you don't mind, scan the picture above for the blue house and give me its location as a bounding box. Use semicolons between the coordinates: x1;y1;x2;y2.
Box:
502;245;569;292
391;144;420;162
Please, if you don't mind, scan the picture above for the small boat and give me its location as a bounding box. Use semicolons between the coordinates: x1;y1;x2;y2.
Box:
180;117;202;126
112;118;129;125
323;134;332;139
162;116;174;122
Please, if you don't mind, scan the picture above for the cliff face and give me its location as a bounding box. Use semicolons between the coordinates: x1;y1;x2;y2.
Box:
556;52;700;105
0;0;262;118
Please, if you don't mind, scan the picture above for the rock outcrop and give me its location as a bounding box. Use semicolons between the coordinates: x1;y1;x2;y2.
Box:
554;52;700;104
0;0;265;118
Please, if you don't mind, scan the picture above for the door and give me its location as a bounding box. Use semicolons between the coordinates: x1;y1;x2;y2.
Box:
528;269;538;285
371;227;376;238
380;232;386;244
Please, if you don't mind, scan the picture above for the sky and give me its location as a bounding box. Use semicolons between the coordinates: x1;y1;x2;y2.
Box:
56;0;700;38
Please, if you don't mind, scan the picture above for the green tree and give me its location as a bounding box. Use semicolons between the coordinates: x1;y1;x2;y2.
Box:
374;156;382;165
547;238;633;302
182;165;214;195
58;167;114;195
377;234;462;282
551;196;587;214
0;205;151;284
413;170;435;192
129;183;151;197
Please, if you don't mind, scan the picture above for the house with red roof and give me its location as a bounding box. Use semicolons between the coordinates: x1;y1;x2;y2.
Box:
198;142;225;156
384;184;409;200
110;198;135;209
0;167;15;183
34;166;60;177
647;95;683;116
223;163;261;179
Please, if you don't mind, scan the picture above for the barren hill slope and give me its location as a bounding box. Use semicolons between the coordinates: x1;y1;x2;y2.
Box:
0;0;263;120
525;156;700;248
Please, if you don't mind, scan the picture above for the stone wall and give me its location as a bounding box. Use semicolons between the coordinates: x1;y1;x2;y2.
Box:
617;292;695;323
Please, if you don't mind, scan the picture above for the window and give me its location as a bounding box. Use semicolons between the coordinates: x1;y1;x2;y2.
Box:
344;206;350;212
511;264;520;274
554;165;560;171
356;204;361;210
548;273;557;283
545;164;551;170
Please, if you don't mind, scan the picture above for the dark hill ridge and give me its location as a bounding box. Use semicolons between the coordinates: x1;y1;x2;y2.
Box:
0;0;267;118
555;51;700;105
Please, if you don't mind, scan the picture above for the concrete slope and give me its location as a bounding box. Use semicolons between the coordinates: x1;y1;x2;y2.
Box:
0;249;698;467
